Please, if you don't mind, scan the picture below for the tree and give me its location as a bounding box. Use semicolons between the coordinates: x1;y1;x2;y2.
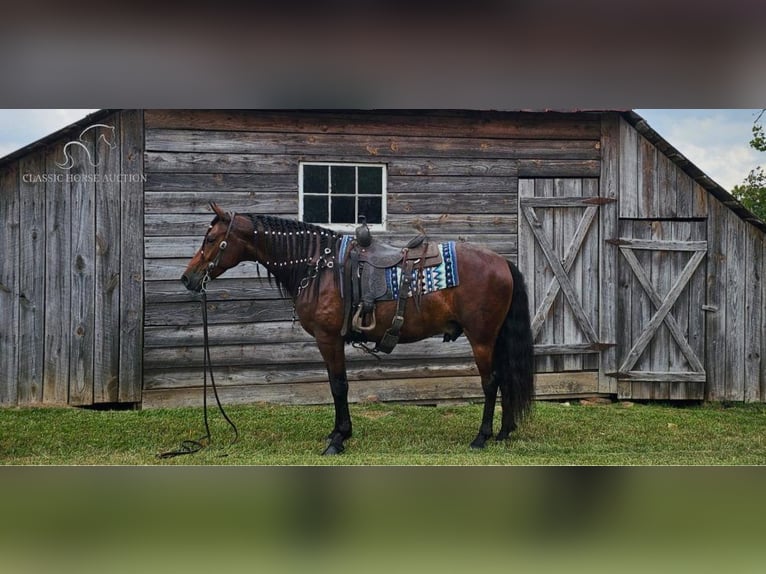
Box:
731;109;766;222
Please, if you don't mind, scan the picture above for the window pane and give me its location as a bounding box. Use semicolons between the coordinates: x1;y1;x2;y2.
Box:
304;165;328;194
358;196;382;224
358;166;382;195
331;166;355;195
331;196;356;223
304;195;328;223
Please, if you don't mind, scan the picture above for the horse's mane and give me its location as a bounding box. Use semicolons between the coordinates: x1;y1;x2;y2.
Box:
247;215;341;298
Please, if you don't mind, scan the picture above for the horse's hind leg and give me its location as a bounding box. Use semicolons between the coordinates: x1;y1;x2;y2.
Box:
469;342;498;449
316;334;352;455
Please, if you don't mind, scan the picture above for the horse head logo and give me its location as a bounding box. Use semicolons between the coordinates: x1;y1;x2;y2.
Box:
56;123;117;170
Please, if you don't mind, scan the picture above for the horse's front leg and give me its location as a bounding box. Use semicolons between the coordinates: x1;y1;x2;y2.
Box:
316;334;352;455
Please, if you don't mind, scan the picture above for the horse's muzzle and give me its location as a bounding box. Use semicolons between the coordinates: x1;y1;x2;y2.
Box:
180;273;202;292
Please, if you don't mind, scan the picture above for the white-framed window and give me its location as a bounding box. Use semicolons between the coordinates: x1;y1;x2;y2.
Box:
299;162;387;231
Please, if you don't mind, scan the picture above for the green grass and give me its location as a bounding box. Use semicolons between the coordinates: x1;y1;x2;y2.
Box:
1;400;765;465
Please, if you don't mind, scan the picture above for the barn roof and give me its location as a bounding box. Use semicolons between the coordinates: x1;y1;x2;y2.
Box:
623;110;766;233
1;108;764;233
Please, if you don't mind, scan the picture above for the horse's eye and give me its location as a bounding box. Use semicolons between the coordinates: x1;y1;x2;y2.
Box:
206;236;216;244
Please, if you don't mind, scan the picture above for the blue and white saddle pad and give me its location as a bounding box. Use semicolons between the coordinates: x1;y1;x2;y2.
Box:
338;235;459;300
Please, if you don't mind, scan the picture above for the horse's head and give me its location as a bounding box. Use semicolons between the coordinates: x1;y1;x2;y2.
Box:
181;203;250;292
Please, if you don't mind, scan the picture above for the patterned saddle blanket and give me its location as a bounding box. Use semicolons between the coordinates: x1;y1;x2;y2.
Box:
338;235;460;302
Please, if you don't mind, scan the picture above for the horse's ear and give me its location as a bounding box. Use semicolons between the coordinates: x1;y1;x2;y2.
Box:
209;202;229;221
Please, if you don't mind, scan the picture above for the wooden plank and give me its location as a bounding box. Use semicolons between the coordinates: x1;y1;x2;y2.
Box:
675;167;694;218
94;120;121;403
144;336;474;370
389;192;517;215
143;370;598;408
685;221;707;398
631;221;653;398
582;178;600;371
389;175;514;194
143;109;602;140
669;222;690;400
724;209;745;401
518;178;550;373
692;182;709;218
145;172;295;193
144;320;315;348
657;151;677;218
145;152;522;177
611;238;707;251
705;198;726;400
18;151;46;404
145;129;601;160
519;196;602;208
144;298;295;326
762;238;766;403
144;191;297;214
649;221;670;400
517;159;600;177
145;277;285;304
599;114;619;393
638;135;657;218
145;258;265;281
616;220;634;400
533;344;601;355
744;226;763;401
0;163;20;405
617;372;706;383
144;361;481;390
119;109;145;403
619;118;638;218
68;130;96;406
43;142;71;405
561;179;583;372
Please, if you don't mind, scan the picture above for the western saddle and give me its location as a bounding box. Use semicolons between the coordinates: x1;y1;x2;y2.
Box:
342;217;443;353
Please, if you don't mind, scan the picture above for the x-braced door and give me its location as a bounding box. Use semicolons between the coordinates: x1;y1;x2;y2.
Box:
518;178;613;378
609;220;707;400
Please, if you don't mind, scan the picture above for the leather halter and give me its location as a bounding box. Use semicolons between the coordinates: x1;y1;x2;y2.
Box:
201;211;237;292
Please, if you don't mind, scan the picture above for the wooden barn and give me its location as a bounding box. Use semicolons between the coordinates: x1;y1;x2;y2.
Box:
1;109;765;409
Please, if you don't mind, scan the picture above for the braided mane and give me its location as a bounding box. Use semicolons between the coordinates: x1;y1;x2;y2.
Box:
247;215;341;298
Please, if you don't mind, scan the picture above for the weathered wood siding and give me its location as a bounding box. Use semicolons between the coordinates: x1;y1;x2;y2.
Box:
615;116;765;401
141;110;602;407
0;111;144;406
706;198;766;402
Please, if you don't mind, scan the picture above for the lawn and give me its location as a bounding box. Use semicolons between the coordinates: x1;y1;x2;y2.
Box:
2;399;765;465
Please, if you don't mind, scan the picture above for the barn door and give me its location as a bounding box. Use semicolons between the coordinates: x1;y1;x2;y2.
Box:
518;178;611;385
611;220;707;400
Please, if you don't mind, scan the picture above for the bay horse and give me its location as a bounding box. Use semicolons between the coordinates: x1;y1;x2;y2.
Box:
181;203;534;455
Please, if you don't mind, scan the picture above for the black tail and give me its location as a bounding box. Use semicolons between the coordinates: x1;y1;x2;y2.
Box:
492;261;535;425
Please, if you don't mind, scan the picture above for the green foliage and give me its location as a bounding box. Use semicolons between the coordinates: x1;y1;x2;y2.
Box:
750;109;766;152
732;166;766;221
732;109;766;222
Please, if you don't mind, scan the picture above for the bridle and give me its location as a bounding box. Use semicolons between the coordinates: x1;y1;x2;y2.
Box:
200;211;237;293
158;211;239;459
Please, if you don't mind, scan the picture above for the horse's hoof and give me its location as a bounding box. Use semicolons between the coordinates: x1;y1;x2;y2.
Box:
322;443;344;455
470;434;490;449
495;430;511;442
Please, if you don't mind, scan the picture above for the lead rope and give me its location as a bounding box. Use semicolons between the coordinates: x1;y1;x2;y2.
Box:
158;288;239;459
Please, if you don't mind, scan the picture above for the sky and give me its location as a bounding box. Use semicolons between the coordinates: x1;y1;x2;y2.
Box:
0;109;763;192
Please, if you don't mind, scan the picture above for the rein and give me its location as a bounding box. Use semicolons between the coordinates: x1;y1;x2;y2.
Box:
158;214;239;459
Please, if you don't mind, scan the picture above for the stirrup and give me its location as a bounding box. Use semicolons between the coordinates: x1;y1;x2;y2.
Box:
352;305;377;333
